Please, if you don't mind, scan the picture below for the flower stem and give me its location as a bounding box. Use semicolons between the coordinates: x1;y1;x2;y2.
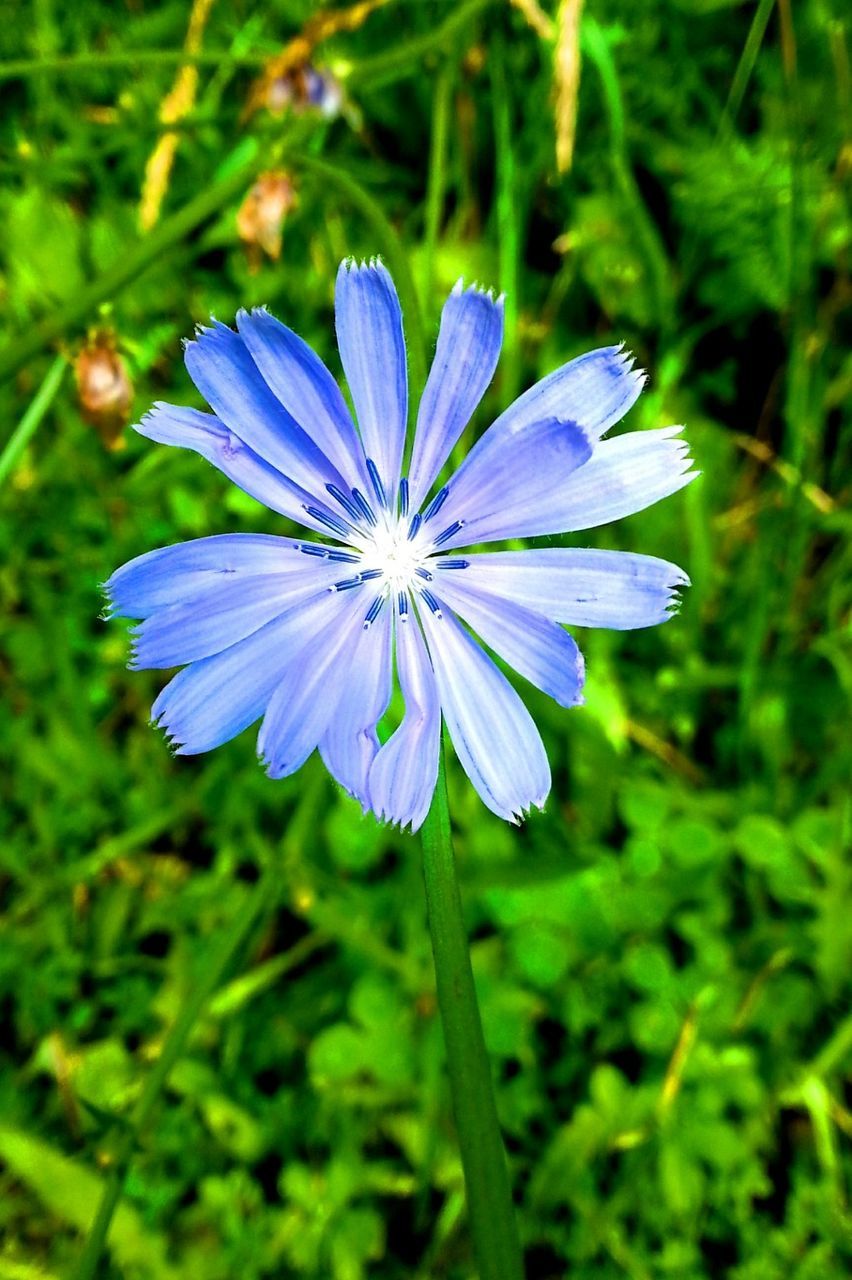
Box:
0;354;67;489
72;858;277;1280
420;752;524;1280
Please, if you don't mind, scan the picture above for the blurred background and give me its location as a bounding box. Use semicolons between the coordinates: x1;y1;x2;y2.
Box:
0;1;850;1276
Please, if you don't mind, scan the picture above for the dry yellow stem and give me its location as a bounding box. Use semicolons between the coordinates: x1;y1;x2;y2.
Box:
554;0;584;174
139;0;217;231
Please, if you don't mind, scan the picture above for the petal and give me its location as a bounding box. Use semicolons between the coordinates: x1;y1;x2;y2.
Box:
105;533;332;618
130;567;338;669
539;426;697;532
258;589;369;780
335;259;407;503
135;404;340;536
483;344;645;446
430;578;584;708
367;605;441;832
439;548;690;629
419;605;550;823
407;282;503;512
185;320;346;499
319;598;393;803
424;417;592;548
151;587;347;756
236;307;368;488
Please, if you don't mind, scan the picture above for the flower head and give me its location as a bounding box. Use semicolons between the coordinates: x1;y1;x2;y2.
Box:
106;259;696;829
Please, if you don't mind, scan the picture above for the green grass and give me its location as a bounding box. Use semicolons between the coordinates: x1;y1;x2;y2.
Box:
0;1;850;1276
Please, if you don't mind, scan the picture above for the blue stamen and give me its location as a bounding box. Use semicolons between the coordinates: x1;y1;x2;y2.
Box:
433;519;465;547
423;487;449;521
420;589;442;616
435;558;469;570
398;592;408;617
326;483;362;522
305;506;351;538
359;568;383;581
299;544;329;558
327;550;360;563
415;567;432;581
407;513;422;541
333;576;364;592
351;488;377;527
366;458;386;509
363;595;385;628
399;478;409;518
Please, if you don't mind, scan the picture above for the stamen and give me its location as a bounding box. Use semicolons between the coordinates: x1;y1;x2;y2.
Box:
398;478;409;518
435;558;469;569
363;595;385;628
423;486;449;521
366;458;386;509
407;513;422;541
415;567;432;581
304;505;351;538
359;568;383;581
420;589;442;617
350;488;377;527
298;544;329;558
433;519;465;547
333;576;364;592
326;483;362;522
327;550;360;563
397;591;408;618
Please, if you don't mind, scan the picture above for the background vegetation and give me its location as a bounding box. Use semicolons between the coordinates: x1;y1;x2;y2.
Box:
1;0;850;1276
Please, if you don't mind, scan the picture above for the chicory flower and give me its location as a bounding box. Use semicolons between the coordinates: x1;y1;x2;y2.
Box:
106;259;695;828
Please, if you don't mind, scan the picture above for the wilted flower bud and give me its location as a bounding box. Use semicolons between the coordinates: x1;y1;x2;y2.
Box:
75;331;133;450
236;171;297;268
263;63;342;119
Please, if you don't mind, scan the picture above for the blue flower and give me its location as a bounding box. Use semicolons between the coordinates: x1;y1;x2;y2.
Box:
106;259;696;829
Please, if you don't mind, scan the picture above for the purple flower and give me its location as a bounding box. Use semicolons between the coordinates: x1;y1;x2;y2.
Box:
106;259;696;829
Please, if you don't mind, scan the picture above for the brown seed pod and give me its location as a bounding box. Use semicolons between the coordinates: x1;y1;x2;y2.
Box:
236;171;298;269
75;331;133;450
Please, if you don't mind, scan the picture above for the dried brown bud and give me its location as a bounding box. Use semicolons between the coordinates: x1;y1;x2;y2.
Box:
75;331;133;450
236;170;297;268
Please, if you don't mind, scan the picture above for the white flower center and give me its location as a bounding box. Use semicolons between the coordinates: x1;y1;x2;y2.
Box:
360;519;427;592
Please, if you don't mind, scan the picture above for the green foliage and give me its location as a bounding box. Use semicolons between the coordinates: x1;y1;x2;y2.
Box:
0;0;850;1277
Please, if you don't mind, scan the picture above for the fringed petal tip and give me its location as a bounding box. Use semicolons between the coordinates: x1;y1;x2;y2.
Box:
507;793;549;827
337;254;390;279
450;277;506;308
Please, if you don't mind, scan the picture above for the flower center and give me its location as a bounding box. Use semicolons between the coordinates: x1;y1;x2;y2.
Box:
361;520;426;592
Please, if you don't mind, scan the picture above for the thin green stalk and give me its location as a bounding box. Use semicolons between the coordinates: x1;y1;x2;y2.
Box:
420;752;524;1280
292;153;427;405
0;355;67;488
0;48;269;83
719;0;777;134
424;59;454;308
0;144;268;388
490;37;521;406
73;859;278;1280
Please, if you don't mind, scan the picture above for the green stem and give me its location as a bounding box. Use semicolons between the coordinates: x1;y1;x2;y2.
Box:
73;859;277;1280
423;59;454;308
420;752;524;1280
291;153;427;405
490;37;521;406
719;0;778;134
0;354;67;488
0;144;267;388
